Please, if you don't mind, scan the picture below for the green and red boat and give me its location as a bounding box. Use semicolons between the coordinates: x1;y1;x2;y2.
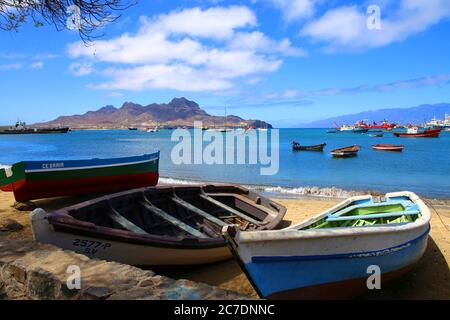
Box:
0;153;159;202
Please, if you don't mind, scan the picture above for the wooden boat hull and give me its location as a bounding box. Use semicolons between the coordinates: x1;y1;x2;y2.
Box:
393;129;441;137
372;144;403;151
292;143;326;151
224;191;431;299
0;153;159;202
330;145;359;157
31;208;230;266
31;185;286;266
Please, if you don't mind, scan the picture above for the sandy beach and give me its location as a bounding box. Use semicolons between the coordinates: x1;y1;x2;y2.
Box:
1;191;449;299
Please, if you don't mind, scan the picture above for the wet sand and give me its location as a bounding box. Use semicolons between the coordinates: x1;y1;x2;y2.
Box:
1;192;449;299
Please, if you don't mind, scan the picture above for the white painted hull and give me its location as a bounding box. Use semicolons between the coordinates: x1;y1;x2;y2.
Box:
31;209;231;266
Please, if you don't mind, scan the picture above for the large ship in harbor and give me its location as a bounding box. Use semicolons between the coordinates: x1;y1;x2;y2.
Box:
0;121;70;135
424;113;450;130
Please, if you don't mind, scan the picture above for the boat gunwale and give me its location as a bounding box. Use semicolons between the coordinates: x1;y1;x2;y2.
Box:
233;191;431;243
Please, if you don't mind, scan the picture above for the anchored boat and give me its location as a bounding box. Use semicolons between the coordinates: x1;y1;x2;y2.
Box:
0;153;159;202
31;185;286;266
292;142;326;151
393;128;441;138
223;191;431;299
372;144;404;152
330;145;360;157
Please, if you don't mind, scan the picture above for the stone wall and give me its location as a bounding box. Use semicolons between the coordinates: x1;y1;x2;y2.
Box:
0;238;248;300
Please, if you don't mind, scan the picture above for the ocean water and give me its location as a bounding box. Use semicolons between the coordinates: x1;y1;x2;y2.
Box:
0;129;449;198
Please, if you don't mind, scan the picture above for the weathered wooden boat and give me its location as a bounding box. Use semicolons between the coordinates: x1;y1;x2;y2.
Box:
292;142;326;151
393;128;441;138
223;191;431;299
31;185;286;266
0;153;159;202
330;145;359;157
372;144;404;152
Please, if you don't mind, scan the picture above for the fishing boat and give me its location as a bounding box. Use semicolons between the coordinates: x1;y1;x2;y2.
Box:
330;145;359;157
352;127;368;133
0;153;159;202
292;142;326;151
372;144;404;152
393;128;441;138
31;185;286;266
368;133;383;137
128;127;138;131
223;191;431;299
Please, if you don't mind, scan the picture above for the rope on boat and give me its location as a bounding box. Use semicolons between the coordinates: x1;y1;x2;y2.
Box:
424;199;450;232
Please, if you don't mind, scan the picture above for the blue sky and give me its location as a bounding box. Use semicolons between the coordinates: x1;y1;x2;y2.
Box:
1;0;450;127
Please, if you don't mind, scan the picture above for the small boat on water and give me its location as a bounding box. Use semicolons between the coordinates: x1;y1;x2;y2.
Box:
330;145;359;157
0;153;160;202
393;127;441;138
128;127;138;131
352;127;368;133
223;191;431;299
368;133;383;137
372;144;404;152
31;185;286;266
292;142;326;151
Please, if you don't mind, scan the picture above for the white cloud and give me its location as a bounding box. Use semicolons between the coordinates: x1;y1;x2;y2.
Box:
30;61;44;69
300;0;450;51
67;6;302;92
227;31;307;57
68;62;94;76
266;0;319;21
0;63;22;70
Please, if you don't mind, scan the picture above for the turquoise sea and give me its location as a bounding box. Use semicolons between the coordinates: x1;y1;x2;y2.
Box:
1;129;449;198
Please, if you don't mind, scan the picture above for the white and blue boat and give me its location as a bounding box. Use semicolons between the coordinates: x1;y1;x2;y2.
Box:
223;191;431;299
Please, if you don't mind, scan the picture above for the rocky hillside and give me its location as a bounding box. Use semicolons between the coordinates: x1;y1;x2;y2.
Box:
39;97;271;129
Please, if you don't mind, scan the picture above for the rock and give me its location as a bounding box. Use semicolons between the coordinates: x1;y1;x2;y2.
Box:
82;286;113;300
0;219;24;232
26;268;59;300
13;201;36;211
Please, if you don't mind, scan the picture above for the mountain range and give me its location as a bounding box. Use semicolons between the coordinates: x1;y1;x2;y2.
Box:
39;97;272;129
301;103;450;128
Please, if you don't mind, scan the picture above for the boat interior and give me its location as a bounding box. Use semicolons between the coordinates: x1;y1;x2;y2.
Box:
61;185;284;239
301;195;421;230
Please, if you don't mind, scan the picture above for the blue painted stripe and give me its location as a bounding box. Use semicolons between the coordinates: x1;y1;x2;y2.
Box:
23;152;159;171
245;228;429;298
252;225;430;263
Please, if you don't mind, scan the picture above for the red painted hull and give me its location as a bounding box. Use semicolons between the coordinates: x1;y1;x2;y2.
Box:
6;172;159;202
372;144;404;151
393;129;441;138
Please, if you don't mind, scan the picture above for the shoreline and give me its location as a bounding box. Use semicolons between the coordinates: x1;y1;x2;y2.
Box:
158;176;450;205
0;184;449;299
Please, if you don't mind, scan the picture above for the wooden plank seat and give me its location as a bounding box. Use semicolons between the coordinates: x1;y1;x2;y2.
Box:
140;196;208;239
199;193;261;225
326;210;420;222
107;202;149;235
171;195;229;227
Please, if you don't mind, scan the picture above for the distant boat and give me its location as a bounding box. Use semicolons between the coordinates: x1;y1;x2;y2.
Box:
292;142;326;151
330;145;360;157
147;127;159;133
0;121;69;135
223;191;431;299
31;185;286;267
0;153;160;202
128;127;138;131
352;127;368;133
372;144;404;152
393;128;441;138
369;133;383;137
